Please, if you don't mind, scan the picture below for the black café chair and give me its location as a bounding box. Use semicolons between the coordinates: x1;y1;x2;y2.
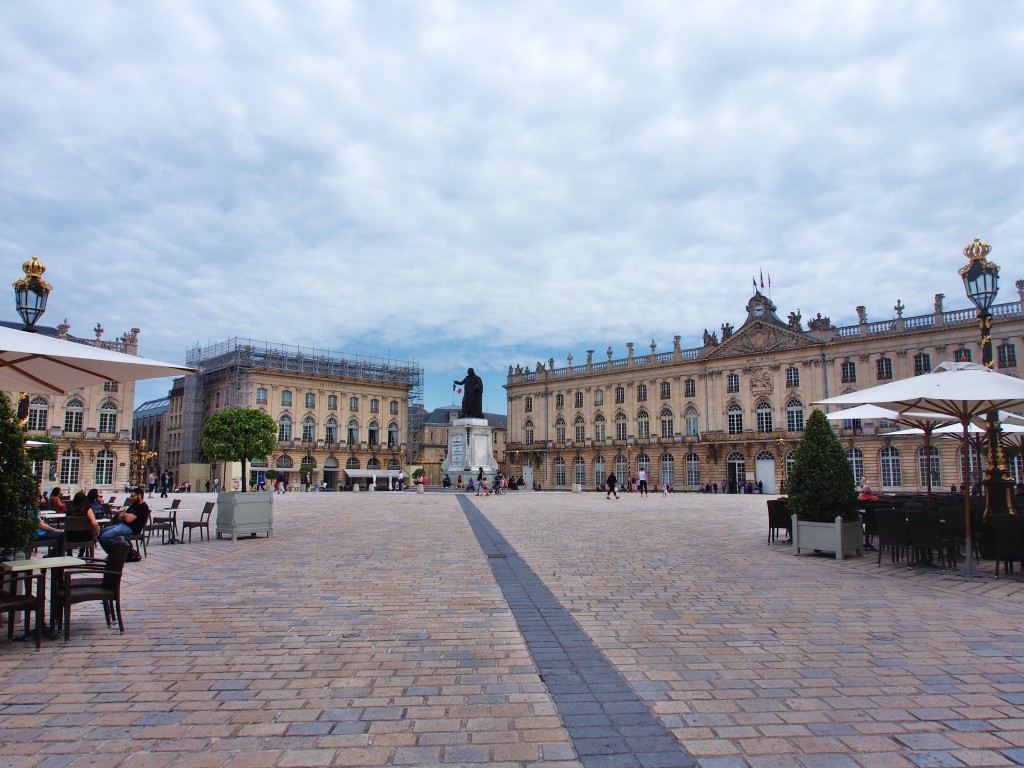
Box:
766;498;792;544
61;515;97;559
991;514;1024;578
147;499;180;543
181;502;214;542
62;540;131;640
906;509;950;571
874;508;910;566
0;572;45;649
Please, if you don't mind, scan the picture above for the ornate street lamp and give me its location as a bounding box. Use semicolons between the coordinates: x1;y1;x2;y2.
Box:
959;238;1015;516
13;256;52;332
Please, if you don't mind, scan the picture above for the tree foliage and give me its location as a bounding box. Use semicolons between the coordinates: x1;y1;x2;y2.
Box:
787;409;858;522
26;435;58;462
0;391;40;556
201;408;277;493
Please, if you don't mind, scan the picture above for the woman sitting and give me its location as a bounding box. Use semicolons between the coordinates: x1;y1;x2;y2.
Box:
858;485;880;502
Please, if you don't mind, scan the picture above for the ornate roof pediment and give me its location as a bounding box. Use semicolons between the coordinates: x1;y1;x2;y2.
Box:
704;320;818;359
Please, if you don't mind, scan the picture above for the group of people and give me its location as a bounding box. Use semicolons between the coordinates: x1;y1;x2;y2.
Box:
37;485;150;562
144;471;192;497
441;472;527;493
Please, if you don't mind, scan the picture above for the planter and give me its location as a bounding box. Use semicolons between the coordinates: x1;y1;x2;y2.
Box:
792;514;862;560
216;492;273;541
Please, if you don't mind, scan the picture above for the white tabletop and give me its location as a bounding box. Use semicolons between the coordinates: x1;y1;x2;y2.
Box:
40;512;66;519
1;556;86;572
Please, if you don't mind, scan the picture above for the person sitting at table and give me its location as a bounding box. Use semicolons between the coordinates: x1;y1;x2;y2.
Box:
97;486;149;561
34;512;64;556
48;487;66;514
65;491;102;555
858;485;880;502
86;488;109;519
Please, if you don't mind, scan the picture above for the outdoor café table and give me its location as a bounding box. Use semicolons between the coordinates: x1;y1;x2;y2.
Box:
1;556;85;639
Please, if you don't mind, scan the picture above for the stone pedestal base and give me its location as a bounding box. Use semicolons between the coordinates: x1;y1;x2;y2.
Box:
443;418;498;481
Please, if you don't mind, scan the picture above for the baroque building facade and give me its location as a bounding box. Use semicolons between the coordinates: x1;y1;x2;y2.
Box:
503;285;1024;493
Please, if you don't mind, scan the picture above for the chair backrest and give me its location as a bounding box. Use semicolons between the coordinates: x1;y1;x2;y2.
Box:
108;496;116;504
906;510;941;547
200;501;214;520
168;499;181;510
991;514;1024;557
63;515;95;544
874;509;909;543
103;541;132;590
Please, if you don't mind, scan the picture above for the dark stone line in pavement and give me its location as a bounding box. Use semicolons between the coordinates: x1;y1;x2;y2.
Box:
457;496;696;768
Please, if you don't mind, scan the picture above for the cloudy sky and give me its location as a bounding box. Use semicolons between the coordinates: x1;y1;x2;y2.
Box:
3;1;1023;414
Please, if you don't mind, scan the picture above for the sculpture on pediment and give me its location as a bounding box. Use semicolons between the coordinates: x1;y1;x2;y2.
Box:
508;365;514;376
515;364;523;375
807;313;833;331
703;328;719;346
856;305;868;324
934;293;945;313
721;323;734;341
787;311;802;331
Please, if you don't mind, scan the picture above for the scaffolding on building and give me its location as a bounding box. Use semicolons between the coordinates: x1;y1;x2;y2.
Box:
181;338;424;464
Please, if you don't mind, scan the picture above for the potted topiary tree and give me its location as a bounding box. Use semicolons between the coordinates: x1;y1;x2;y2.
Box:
787;408;862;560
201;407;278;541
0;392;39;560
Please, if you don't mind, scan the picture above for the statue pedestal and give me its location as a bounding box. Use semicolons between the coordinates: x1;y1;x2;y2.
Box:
443;418;498;479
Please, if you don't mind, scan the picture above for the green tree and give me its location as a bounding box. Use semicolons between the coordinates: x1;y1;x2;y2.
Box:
26;435;58;463
787;409;858;522
0;392;40;557
201;408;277;493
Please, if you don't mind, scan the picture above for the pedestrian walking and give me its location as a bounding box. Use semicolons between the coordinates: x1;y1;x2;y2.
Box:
606;473;619;499
637;467;649;497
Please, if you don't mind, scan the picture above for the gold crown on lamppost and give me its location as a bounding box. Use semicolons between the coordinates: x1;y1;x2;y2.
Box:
959;238;995;271
13;255;53;292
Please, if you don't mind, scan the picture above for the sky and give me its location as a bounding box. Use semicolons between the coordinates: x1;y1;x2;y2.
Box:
3;1;1023;416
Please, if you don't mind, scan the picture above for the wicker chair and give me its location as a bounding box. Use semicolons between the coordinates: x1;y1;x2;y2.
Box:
181;502;214;542
61;541;131;640
766;498;792;544
0;572;45;649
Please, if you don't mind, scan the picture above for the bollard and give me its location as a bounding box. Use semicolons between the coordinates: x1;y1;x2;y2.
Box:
417;483;424;495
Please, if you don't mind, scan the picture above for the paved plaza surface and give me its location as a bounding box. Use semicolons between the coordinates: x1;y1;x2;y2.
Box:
3;491;1024;768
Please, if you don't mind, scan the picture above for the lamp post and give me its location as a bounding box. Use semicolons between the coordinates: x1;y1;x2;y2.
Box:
13;256;52;332
959;238;1016;517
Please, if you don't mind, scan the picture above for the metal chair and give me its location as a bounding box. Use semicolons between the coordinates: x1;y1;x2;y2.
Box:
61;515;97;559
991;514;1024;578
181;502;214;542
61;541;131;640
766;498;791;544
874;509;909;566
0;572;45;649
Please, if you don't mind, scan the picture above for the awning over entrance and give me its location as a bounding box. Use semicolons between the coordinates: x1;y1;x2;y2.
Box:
342;470;402;479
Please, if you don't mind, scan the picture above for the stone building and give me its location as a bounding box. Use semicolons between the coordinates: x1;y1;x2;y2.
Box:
174;338;424;491
504;285;1024;493
420;406;507;486
131;395;169;481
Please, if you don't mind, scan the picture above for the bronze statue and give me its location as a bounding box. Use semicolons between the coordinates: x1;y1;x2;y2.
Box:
454;368;484;419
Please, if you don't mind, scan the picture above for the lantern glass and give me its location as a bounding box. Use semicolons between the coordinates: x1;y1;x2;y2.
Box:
961;259;999;312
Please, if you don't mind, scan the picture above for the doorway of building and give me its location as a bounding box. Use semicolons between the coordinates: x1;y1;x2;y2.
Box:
755;451;776;494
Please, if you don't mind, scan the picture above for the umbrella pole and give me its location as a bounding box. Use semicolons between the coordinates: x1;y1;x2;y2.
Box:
924;429;934;509
960;422;978;578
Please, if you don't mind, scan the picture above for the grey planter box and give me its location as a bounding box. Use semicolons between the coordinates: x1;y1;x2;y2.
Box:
216;492;273;541
792;514;862;560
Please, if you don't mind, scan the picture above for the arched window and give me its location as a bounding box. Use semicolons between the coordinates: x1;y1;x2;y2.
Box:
64;398;84;433
880;447;902;488
98;401;118;433
367;457;380;469
786;398;804;432
636;410;650;439
302;455;316;468
387;458;400;470
347;419;359;445
756;401;773;433
60;448;81;485
660;453;674;486
325;417;338;444
94;449;115;485
685;452;700;486
324;457;339;469
615;413;627;440
278;414;292;442
555;417;566;443
574;415;585;443
660;408;673;438
636;452;650;475
918;445;941;488
524;420;535;444
276;455;294;468
345;457;360;469
574;456;586;485
594;414;606;441
846;448;864;484
958;445;983;489
28;396;48;431
594;456;606;484
684;407;699;437
727;403;743;434
615;454;628;482
727;451;746;486
388;422;399;447
302;416;316;443
554;457;566;486
368;420;380;446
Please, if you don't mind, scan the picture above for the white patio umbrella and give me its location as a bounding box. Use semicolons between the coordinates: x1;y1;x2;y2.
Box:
817;361;1024;576
0;325;195;395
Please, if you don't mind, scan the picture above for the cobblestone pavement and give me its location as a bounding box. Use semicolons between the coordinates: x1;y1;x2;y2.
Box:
2;491;1024;768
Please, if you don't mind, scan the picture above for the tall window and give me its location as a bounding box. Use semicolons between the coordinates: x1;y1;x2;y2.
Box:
281;390;293;407
98;401;118;433
726;374;739;393
103;380;118;392
787;450;798;482
368;420;379;446
959;445;983;489
785;367;800;387
660;409;673;438
913;353;931;376
256;387;268;405
278;415;292;442
727;403;743;434
345;457;359;470
636;384;648;402
954;348;972;363
325;417;338;444
27;396;48;431
327;394;337;410
918;446;941;488
615;386;625;404
390;400;399;415
525;396;533;413
660;453;674;486
615;454;628;483
841;361;856;383
684;378;696;398
615;413;627;440
574;456;586;485
555;393;565;409
349;396;359;411
880;447;902;487
660;382;671;399
786;399;804;432
305;393;316;408
685;452;700;486
94;449;114;485
64;398;84;433
347;419;359;444
1011;454;1024;485
684;407;699;437
876;357;893;380
594;414;606;441
388;422;399;447
555;417;566;443
998;344;1017;369
636;410;650;439
524;420;534;444
574;392;584;408
574;415;585;443
554;457;566;486
637;452;650;477
60;448;80;485
727;451;746;485
370;399;379;413
756;401;773;433
594;456;606;484
594;390;603;406
302;416;315;442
